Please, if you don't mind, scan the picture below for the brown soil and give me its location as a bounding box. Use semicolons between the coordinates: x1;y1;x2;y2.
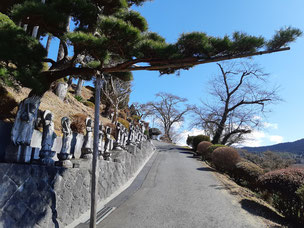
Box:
3;85;111;135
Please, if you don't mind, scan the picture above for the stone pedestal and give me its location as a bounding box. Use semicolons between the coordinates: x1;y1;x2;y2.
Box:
31;147;40;161
5;144;32;163
55;159;73;168
39;150;56;166
103;152;111;161
81;148;93;159
113;141;123;151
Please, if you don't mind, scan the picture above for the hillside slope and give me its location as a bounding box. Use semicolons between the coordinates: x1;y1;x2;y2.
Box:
242;138;304;155
1;85;111;135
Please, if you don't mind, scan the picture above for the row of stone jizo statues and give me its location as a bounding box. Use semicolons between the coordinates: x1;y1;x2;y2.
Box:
5;98;148;168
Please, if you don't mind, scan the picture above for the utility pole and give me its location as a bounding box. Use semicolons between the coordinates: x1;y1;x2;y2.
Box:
90;73;102;228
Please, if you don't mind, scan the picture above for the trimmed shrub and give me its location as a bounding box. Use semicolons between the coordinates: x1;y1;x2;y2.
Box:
70;113;87;134
258;168;304;224
118;117;130;129
212;147;240;172
206;144;226;161
186;135;194;147
83;101;95;108
192;135;210;152
258;168;304;196
197;141;212;157
234;161;264;188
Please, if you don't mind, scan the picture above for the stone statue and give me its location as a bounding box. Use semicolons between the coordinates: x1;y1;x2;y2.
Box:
114;122;123;150
103;126;111;160
134;125;140;144
127;124;135;145
39;110;56;166
81;118;94;159
57;117;73;167
120;126;126;149
11;96;41;145
98;123;104;157
41;111;55;151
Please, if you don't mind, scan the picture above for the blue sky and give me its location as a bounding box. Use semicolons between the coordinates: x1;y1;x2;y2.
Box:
45;0;304;147
127;0;304;146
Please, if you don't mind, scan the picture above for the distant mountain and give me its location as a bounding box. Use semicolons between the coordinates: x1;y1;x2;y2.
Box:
242;138;304;155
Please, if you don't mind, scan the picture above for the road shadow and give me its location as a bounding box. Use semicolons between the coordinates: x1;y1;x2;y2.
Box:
240;199;289;227
209;184;230;190
197;167;214;172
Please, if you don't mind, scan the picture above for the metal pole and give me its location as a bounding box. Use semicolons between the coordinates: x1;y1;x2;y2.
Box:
90;74;101;228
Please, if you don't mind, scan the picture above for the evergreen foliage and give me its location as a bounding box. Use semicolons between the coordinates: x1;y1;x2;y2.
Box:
186;135;194;147
0;12;46;91
192;135;210;152
0;1;301;96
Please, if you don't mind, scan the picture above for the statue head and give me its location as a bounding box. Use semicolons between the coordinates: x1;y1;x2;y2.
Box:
86;118;93;129
20;97;40;122
11;96;41;145
106;126;111;134
43;110;53;126
61;117;71;134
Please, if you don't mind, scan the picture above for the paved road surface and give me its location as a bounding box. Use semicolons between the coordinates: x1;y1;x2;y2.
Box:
98;141;265;228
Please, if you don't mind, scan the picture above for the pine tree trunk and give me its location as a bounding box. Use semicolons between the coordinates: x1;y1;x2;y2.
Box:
45;35;52;56
67;76;73;89
54;17;71;100
75;78;83;97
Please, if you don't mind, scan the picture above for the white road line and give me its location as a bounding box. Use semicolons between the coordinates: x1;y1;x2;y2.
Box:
96;207;116;225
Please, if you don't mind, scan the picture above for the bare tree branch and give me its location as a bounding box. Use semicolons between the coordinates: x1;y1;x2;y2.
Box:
191;61;281;145
142;93;190;142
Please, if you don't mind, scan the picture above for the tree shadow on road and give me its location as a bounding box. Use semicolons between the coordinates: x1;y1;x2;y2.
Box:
197;167;214;172
208;184;238;195
240;199;290;227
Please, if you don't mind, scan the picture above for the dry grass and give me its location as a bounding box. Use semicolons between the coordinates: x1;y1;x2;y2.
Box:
4;86;111;135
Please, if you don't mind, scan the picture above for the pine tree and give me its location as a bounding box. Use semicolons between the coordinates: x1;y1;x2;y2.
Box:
0;1;301;98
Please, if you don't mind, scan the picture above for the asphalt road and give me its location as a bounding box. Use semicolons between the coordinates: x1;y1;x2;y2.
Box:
98;141;265;228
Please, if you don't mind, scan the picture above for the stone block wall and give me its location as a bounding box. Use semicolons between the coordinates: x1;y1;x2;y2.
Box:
0;141;155;227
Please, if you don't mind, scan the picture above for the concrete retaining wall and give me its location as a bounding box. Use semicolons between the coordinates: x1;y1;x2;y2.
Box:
0;141;155;227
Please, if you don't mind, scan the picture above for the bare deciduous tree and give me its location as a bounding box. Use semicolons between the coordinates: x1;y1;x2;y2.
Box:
101;75;131;123
192;61;281;146
143;93;191;142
